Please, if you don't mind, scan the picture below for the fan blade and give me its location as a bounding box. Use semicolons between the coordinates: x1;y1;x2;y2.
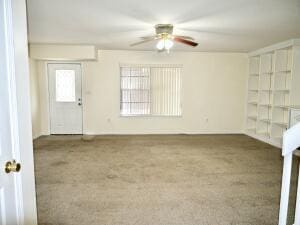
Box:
130;36;160;46
172;35;194;40
130;37;157;46
173;37;198;47
140;35;159;40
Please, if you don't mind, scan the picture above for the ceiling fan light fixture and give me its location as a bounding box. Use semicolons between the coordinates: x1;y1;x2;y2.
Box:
130;24;198;50
156;38;174;50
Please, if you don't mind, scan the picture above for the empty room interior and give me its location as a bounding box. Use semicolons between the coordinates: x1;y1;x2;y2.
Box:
15;0;300;224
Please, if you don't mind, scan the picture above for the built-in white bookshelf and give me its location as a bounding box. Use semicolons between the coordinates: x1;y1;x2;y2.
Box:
246;39;300;147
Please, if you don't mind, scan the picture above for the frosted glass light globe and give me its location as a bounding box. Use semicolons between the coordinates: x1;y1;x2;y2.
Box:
156;39;165;50
164;39;173;50
156;39;174;50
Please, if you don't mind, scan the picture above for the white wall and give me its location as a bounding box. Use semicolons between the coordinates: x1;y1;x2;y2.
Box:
29;44;96;60
30;49;248;136
29;58;41;138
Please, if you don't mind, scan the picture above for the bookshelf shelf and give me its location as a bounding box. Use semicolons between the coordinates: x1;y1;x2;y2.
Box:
259;104;272;107
273;105;289;109
248;102;258;105
261;72;273;75
259;118;271;123
272;89;290;92
273;122;288;127
275;70;291;73
246;40;300;147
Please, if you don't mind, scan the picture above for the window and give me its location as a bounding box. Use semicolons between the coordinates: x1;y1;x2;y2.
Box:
120;65;182;116
55;70;76;102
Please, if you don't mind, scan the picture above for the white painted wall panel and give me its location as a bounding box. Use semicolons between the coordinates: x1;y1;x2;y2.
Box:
30;49;248;135
29;44;96;61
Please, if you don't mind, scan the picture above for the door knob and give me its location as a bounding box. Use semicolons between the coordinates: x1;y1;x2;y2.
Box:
78;102;82;106
5;160;21;173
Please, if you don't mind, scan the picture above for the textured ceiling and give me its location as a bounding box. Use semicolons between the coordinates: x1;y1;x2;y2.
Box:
27;0;300;52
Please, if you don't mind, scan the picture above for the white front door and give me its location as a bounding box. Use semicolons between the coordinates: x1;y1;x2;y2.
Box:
48;63;83;134
0;0;37;224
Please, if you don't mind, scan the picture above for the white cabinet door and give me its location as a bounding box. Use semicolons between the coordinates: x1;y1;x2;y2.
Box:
48;63;83;134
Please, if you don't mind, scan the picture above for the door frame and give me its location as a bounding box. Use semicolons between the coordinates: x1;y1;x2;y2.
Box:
47;62;83;134
1;0;38;224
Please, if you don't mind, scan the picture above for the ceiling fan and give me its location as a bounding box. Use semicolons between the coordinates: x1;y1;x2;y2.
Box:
130;24;198;51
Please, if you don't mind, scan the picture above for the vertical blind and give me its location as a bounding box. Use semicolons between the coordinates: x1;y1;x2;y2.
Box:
120;65;182;116
120;67;151;115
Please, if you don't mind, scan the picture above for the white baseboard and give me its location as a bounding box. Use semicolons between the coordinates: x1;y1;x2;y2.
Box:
245;132;282;148
32;133;42;140
83;130;244;136
32;131;49;140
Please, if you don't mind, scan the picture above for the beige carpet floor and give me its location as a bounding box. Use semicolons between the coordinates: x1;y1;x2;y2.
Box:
33;134;298;225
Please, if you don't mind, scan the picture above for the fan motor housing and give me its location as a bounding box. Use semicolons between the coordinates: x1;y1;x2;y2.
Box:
155;24;173;35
